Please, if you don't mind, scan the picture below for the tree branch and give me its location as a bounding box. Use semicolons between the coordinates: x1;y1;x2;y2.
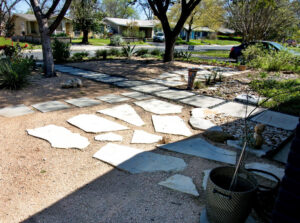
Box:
49;0;72;34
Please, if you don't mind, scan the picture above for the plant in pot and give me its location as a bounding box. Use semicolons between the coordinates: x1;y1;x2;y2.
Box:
236;57;247;71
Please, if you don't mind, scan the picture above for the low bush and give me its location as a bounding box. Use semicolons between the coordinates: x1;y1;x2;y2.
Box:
150;49;161;56
141;54;153;58
108;48;121;57
110;35;124;46
52;39;70;62
95;50;108;59
72;51;89;60
135;48;149;56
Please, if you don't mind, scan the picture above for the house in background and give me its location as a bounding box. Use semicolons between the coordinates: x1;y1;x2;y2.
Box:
11;13;74;37
180;26;235;40
103;17;158;38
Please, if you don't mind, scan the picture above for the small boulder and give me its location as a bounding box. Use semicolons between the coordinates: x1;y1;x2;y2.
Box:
62;78;83;89
203;130;235;143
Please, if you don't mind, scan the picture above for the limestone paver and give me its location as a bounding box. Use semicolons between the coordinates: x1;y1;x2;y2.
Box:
65;97;101;107
180;95;225;108
159;72;180;79
93;143;187;174
114;80;148;88
154;89;194;100
27;124;89;149
121;92;152;100
131;130;162;144
160;137;237;165
148;78;185;87
158;174;199;196
0;104;34;117
251;110;298;131
131;84;169;93
98;104;145;126
95;76;127;83
134;99;182;115
96;94;130;103
95;133;123;142
67;114;128;133
235;94;262;105
245;162;285;181
152;115;192;137
212;101;264;118
189;117;217;130
32;101;71;113
227;140;271;157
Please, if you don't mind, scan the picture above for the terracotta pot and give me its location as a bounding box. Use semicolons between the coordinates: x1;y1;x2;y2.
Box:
237;65;247;71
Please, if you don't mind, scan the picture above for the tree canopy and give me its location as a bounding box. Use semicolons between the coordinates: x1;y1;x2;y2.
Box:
100;0;138;18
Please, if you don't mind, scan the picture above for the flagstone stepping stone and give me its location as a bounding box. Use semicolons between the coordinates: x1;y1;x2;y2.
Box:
227;140;271;157
131;84;169;93
114;80;148;88
180;95;225;108
131;130;162;144
235;94;262;105
202;169;211;190
96;76;127;83
160;137;237;164
189;117;217;130
134;99;182;115
95;133;123;142
93;143;187;174
152;115;192;136
68;114;128;133
159;72;180;79
98;104;145;126
158;174;199;196
191;108;218;118
154;89;194;100
65;97;101;107
245;162;285;181
0;104;34;117
212;101;264;118
251;110;298;131
83;73;110;80
96;94;130;103
121;92;152;100
27;124;89;149
148;78;185;87
32;101;71;113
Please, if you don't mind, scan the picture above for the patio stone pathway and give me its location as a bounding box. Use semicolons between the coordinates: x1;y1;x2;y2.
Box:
96;94;130;103
131;130;162;144
32;101;71;113
114;80;148;88
131;84;169;93
65;97;101;108
134;99;182;115
121;91;152;100
0;104;34;117
180;95;225;108
154;89;194;100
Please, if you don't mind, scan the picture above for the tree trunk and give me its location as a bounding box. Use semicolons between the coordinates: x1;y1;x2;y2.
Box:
41;26;55;77
164;35;176;62
82;30;89;44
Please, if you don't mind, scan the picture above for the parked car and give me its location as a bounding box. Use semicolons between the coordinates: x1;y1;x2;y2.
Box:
153;32;165;42
229;41;300;60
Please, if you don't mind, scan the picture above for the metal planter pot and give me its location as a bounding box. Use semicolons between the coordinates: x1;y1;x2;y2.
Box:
206;166;258;223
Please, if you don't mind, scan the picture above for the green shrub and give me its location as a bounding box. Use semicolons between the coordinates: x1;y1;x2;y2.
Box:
72;51;89;60
52;39;70;62
110;35;124;46
141;54;153;58
108;48;121;56
150;49;161;56
135;48;149;56
95;49;108;59
122;43;136;59
0;58;32;90
3;44;22;58
173;50;192;60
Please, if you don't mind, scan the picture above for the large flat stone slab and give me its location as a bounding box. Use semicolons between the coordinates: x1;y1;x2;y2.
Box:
114;80;148;88
159;72;181;79
154;89;194;100
32;101;71;113
152;115;192;137
93;143;186;173
131;130;162;144
134;99;182;115
65;97;101;108
245;162;285;181
27;125;89;149
95;133;123;142
131;84;169;93
95;76;127;83
67;114;128;133
158;174;199;196
98;104;145;126
251;110;298;131
96;94;130;103
0;104;34;117
121;92;152;100
180;95;225;108
82;73;109;80
160;137;237;164
212;101;264;118
148;78;185;87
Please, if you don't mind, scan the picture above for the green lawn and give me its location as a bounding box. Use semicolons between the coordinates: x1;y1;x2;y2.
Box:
190;39;241;45
192;50;229;58
0;37;41;49
72;38;149;46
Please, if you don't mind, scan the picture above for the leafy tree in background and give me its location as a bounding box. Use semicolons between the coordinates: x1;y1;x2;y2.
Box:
137;0;153;20
100;0;138;18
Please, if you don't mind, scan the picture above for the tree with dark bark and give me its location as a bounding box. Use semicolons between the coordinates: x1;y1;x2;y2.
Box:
29;0;72;77
0;0;21;36
147;0;202;62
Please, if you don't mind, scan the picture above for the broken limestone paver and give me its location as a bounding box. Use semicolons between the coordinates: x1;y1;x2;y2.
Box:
154;89;194;100
131;130;162;144
98;104;144;126
68;114;128;133
134;99;182;115
121;92;152;100
96;94;130;104
131;84;169;93
251;110;298;131
180;95;225;108
227;140;271;157
0;104;34;117
95;133;123;142
160;137;237;165
65;97;101;108
32;101;71;113
93;143;186;174
27;125;89;149
158;174;199;196
114;80;148;88
189;117;217;130
245;162;285;181
152;115;192;137
95;76;127;83
212;101;264;118
202;169;211;190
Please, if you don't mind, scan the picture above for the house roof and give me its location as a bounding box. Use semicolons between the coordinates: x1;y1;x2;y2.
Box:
103;17;158;28
184;25;215;32
13;13;72;22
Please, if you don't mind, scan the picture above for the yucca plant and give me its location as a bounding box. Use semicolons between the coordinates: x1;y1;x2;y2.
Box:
122;43;136;59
